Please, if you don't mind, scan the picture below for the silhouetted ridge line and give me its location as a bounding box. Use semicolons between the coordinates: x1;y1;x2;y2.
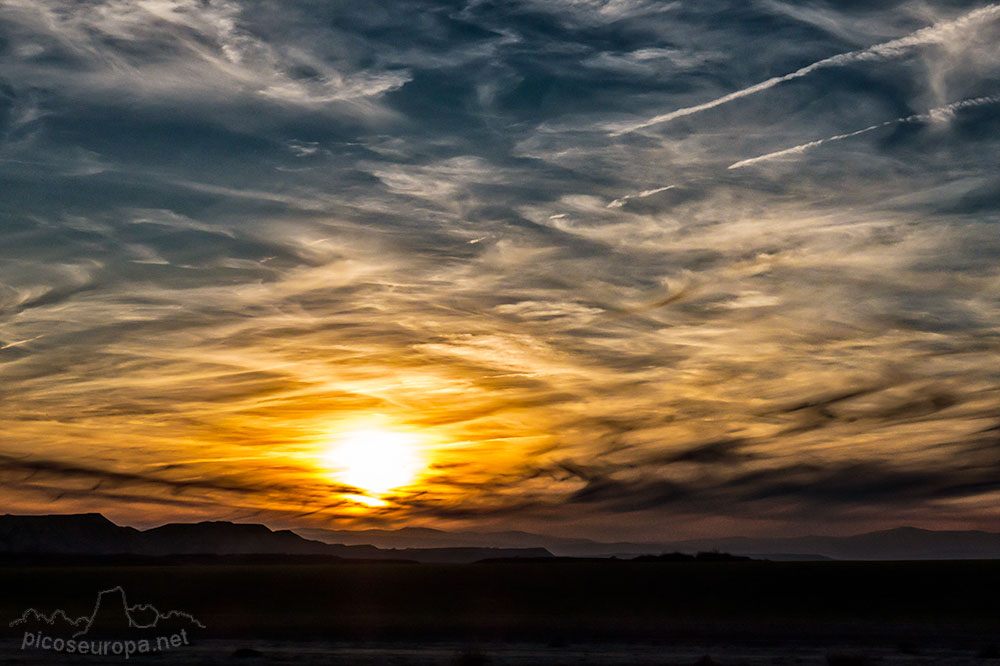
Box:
0;514;552;563
300;523;1000;560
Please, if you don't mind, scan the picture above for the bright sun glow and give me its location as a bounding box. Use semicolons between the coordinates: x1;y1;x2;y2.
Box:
324;428;425;496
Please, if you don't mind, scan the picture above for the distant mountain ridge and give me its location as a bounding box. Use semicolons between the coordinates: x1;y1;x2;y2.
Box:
299;524;1000;560
669;526;1000;561
0;514;551;563
298;525;646;557
4;514;998;561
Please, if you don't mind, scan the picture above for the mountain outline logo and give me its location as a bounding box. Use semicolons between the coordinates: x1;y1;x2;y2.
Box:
10;586;205;659
10;585;205;638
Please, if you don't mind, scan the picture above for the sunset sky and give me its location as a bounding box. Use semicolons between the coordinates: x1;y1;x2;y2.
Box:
1;0;998;541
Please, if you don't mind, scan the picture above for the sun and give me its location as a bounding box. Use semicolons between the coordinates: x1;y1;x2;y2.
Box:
323;428;425;496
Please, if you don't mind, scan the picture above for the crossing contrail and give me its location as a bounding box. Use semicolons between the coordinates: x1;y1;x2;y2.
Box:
610;4;1000;136
728;95;1000;169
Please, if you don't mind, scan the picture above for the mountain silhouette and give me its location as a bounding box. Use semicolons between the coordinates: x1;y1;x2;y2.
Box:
0;514;552;563
140;521;357;556
666;526;1000;560
300;524;1000;560
0;513;142;555
8;513;994;561
300;525;653;557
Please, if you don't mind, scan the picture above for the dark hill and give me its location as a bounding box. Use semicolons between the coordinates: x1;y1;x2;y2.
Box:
0;514;552;563
301;524;1000;560
0;513;142;554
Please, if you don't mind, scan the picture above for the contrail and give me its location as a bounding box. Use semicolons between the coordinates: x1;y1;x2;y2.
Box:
728;123;889;169
0;335;44;350
607;185;675;208
904;93;1000;122
610;4;1000;135
728;95;1000;169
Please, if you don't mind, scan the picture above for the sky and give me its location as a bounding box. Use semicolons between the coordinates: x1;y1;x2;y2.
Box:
0;0;998;541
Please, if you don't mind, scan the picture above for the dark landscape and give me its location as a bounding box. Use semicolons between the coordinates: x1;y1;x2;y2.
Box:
2;515;1000;664
0;513;552;564
3;559;999;664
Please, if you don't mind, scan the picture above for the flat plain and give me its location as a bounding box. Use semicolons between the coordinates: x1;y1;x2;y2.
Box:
1;560;998;664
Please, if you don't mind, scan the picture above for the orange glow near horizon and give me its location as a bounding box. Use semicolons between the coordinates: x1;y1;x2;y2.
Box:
342;493;389;507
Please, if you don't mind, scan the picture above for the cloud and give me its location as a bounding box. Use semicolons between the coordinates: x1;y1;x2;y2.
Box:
0;0;410;115
657;438;755;465
516;0;679;26
609;4;1000;134
550;455;1000;521
1;0;999;538
728;94;1000;169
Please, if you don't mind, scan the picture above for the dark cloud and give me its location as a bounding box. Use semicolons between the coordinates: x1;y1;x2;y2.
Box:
0;453;332;498
657;439;754;465
535;456;1000;523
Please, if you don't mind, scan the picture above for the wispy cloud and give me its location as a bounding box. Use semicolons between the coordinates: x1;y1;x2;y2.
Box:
729;95;1000;169
609;4;1000;135
0;0;409;113
1;0;998;539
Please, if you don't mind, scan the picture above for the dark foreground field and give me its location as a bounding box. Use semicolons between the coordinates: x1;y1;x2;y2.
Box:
2;560;998;664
